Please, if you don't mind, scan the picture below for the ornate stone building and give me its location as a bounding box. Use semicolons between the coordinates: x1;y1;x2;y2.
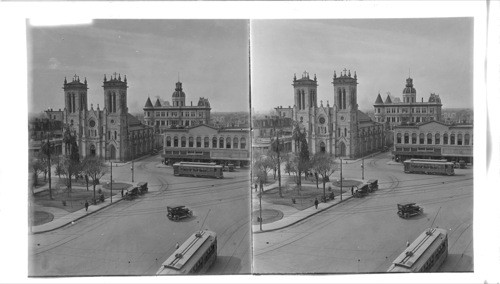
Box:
143;81;211;132
282;70;384;159
373;77;443;130
60;74;157;161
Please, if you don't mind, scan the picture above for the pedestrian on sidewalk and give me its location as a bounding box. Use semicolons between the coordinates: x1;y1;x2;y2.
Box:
314;198;319;209
254;183;258;192
175;242;180;249
351;187;354;196
121;188;124;197
84;200;89;212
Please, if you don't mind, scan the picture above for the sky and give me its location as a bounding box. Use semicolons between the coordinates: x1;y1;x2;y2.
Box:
28;19;249;114
251;18;474;113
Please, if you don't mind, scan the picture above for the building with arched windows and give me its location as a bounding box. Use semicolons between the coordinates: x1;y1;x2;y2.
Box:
373;77;443;130
143;81;211;132
275;70;384;159
161;124;250;167
58;74;158;161
393;121;473;164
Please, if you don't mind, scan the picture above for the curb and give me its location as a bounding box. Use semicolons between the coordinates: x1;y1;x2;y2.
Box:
253;195;354;234
32;197;124;234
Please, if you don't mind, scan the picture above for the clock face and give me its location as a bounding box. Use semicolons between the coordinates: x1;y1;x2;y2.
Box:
89;120;96;127
319;117;325;124
110;119;115;124
340;116;345;121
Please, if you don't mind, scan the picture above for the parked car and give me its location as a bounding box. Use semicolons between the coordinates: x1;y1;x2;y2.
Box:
459;160;466;169
137;182;148;194
125;186;140;200
167;205;193;221
367;179;379;192
354;184;370;198
397;203;423;219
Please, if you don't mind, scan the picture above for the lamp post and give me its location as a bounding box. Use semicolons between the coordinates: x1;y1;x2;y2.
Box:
110;161;113;203
361;158;364;180
131;160;134;183
340;158;343;201
273;117;282;197
46;133;53;200
259;183;263;231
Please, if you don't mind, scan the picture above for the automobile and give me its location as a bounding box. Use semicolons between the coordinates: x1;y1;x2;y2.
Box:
354;184;370;198
151;149;159;155
167;205;193;221
125;186;140;200
382;146;390;152
137;182;148;194
367;179;379;192
397;203;423;219
227;164;235;172
459;160;466;169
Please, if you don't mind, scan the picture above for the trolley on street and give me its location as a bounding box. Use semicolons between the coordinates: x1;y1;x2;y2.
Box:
173;162;223;178
387;227;448;273
156;230;217;275
403;159;455;176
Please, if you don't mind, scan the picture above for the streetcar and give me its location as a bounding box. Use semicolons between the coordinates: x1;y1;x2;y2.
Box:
403;159;455;176
172;162;223;178
387;227;448;273
156;230;217;275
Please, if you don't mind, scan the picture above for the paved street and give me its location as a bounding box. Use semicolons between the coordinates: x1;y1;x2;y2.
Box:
253;152;473;273
29;155;251;276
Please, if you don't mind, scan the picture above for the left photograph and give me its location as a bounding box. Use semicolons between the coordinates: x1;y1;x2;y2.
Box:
27;19;251;276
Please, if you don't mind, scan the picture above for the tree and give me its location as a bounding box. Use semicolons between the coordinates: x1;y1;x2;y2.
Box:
311;152;337;200
82;156;107;203
252;153;274;188
292;124;310;190
29;155;44;190
62;126;80;192
54;156;64;179
283;152;295;176
40;137;55;199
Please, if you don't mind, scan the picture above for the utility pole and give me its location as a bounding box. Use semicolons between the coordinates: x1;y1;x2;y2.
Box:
110;161;113;203
46;132;53;200
361;158;364;180
131;160;134;183
274;117;282;197
259;183;263;231
340;158;343;201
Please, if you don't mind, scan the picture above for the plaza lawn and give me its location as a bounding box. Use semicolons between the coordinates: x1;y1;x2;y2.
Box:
33;179;132;213
31;211;54;226
261;184;347;211
259;175;361;210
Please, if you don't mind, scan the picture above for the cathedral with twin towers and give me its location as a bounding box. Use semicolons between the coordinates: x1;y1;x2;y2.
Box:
50;73;157;161
275;69;385;158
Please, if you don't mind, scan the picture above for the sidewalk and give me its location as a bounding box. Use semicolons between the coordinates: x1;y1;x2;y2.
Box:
252;178;354;233
31;192;125;234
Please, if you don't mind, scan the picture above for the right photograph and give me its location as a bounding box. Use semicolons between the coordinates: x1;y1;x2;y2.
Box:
250;18;473;274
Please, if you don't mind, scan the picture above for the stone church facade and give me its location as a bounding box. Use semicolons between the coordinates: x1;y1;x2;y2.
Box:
284;70;384;159
57;74;157;162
